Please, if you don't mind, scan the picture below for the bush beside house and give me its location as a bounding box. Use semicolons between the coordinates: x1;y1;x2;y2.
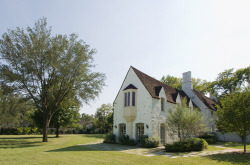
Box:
165;138;208;152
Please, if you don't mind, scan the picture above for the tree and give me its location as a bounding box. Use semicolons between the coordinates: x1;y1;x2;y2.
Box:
52;95;80;137
216;89;250;154
161;75;211;94
210;66;250;97
95;104;113;133
166;98;207;142
80;113;96;133
0;86;35;127
0;18;105;142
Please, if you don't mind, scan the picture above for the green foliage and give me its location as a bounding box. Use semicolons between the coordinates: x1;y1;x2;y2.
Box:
165;138;208;152
166;98;207;142
118;134;136;146
0;18;106;142
95;104;113;133
0;87;35;128
16;127;24;135
198;133;217;144
140;135;160;148
23;127;31;135
1;127;40;135
161;75;211;94
216;88;250;153
210;66;250;97
103;132;116;143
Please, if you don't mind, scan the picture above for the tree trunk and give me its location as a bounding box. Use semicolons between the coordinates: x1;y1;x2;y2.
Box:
243;133;246;154
42;113;51;142
56;122;60;138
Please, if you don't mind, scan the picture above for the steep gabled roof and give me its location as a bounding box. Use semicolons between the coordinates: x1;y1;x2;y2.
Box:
192;89;217;111
132;66;179;103
131;66;217;110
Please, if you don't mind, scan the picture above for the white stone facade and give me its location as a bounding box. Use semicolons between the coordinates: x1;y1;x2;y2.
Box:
113;67;218;144
113;67;153;141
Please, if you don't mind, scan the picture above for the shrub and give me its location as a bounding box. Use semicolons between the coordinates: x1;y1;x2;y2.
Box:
165;138;208;152
103;132;116;143
118;135;136;146
141;136;159;148
198;133;217;144
23;127;31;135
31;127;39;134
118;134;130;145
17;127;24;135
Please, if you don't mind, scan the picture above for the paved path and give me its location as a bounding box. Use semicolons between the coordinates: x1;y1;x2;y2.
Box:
79;140;244;158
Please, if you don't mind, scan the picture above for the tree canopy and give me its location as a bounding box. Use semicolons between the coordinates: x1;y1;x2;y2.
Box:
216;88;250;154
210;66;250;97
161;75;210;94
95;104;113;133
166;98;207;142
0;18;106;142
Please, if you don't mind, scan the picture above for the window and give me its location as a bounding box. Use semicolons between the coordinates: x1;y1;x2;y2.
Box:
132;92;136;106
161;98;165;111
136;123;144;143
124;93;127;107
119;124;126;135
128;92;130;106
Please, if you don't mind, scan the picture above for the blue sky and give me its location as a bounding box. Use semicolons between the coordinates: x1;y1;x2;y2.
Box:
1;0;249;114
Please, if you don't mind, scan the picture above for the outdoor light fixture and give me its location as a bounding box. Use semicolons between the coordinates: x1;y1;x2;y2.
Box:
146;124;149;129
115;125;117;128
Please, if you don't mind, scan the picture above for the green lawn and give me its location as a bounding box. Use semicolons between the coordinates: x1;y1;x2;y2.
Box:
216;141;250;149
0;134;249;165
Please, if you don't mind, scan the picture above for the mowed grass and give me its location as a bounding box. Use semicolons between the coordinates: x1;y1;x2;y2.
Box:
216;141;250;149
0;134;249;165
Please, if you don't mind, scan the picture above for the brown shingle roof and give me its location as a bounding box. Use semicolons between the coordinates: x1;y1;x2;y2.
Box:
132;66;178;103
132;66;217;110
192;89;217;111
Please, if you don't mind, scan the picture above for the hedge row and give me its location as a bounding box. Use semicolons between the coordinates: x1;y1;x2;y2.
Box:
165;138;208;152
0;127;40;135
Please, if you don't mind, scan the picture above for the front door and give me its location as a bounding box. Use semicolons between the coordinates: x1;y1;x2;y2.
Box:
160;124;165;144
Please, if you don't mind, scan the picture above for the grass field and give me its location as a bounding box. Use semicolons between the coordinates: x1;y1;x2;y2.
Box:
0;134;249;165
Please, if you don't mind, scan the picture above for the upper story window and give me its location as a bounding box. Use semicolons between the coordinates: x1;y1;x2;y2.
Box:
161;97;165;111
124;93;127;107
124;91;136;107
123;84;137;107
132;92;136;106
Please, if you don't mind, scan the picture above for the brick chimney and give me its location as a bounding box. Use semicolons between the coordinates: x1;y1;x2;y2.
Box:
182;71;193;90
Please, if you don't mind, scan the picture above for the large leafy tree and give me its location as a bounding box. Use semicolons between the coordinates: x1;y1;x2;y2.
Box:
166;98;207;142
210;66;250;97
216;89;250;154
95;104;113;133
161;75;211;94
0;18;105;142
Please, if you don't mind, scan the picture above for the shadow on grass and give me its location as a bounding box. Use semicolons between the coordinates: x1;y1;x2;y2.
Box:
46;143;138;152
216;142;250;148
205;153;250;164
0;136;57;149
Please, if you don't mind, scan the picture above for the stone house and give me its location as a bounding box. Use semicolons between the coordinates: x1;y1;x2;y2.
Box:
113;66;217;144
